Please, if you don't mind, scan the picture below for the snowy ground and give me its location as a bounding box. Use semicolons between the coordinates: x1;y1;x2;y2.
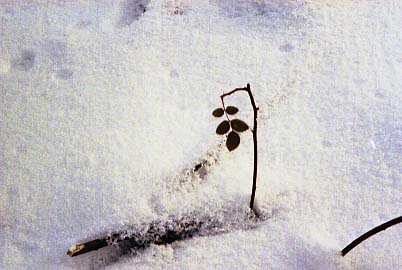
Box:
1;1;401;269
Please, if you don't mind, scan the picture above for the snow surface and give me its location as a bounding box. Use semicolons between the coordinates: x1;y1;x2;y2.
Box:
1;0;401;269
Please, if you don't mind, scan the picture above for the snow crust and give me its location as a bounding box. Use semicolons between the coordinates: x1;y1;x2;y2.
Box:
1;0;401;269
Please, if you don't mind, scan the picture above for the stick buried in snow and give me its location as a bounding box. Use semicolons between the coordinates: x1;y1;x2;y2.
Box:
67;217;204;257
67;207;262;257
67;146;224;257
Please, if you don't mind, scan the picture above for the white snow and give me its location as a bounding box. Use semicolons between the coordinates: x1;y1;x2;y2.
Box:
1;0;401;269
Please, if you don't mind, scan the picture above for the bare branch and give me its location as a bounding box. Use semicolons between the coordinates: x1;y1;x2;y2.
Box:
341;216;402;256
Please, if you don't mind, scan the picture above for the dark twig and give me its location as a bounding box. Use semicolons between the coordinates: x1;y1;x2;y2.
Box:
341;215;402;256
221;83;259;213
67;217;203;257
67;239;108;257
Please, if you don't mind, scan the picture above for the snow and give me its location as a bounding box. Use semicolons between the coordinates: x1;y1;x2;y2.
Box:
1;0;401;269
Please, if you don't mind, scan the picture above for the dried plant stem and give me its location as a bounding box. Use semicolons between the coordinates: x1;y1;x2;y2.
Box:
341;216;402;256
221;83;259;213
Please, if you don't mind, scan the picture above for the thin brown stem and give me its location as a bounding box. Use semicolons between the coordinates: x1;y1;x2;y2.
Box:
220;96;231;124
341;216;402;256
221;83;259;213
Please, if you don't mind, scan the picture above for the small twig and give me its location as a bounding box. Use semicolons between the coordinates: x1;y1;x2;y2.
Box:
220;96;231;124
341;215;402;256
221;83;259;213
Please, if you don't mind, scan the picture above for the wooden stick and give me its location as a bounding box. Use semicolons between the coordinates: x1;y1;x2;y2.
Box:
67;217;204;257
67;239;108;257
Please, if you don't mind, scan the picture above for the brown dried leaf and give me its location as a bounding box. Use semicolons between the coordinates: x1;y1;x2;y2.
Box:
231;119;249;132
216;120;230;135
225;106;239;115
226;131;240;151
212;108;224;117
